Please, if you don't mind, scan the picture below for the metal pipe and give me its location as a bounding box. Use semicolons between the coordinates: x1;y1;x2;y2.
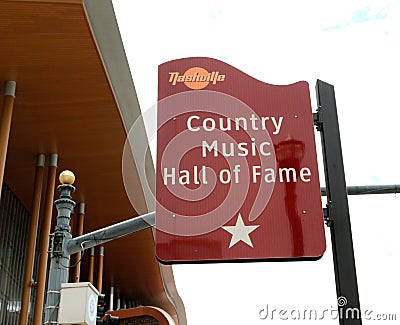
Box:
67;211;155;255
33;154;58;325
88;247;95;284
97;246;104;293
73;203;85;282
321;185;400;196
0;81;16;198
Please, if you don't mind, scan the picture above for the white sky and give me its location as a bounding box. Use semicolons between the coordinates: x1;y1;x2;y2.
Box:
112;1;399;324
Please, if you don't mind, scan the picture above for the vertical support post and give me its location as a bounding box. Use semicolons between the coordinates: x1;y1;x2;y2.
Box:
73;203;85;282
0;81;16;198
109;286;114;311
33;154;58;325
19;154;46;325
315;80;362;325
116;297;121;311
44;170;76;325
97;246;104;293
88;247;95;284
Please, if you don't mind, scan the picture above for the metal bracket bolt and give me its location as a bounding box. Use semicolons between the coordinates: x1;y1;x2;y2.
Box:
313;112;322;131
323;201;333;227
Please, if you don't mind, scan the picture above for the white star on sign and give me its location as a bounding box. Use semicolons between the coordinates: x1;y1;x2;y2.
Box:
222;213;260;248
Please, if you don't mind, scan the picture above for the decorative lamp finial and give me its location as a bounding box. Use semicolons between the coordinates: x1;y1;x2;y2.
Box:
59;170;75;185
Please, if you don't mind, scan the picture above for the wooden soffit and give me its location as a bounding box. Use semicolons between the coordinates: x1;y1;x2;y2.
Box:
0;1;182;324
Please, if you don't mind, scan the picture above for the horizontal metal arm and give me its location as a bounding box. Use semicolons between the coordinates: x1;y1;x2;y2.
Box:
66;211;155;255
321;185;400;196
67;184;399;255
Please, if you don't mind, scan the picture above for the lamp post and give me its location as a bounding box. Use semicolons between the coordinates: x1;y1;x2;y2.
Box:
43;170;76;325
41;170;155;324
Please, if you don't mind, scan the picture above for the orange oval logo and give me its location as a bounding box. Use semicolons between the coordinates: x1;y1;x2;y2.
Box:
184;67;210;90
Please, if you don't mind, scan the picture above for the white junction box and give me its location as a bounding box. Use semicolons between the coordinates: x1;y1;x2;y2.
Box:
58;282;99;325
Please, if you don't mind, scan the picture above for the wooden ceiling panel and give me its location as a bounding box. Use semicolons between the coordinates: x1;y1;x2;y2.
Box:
0;1;178;321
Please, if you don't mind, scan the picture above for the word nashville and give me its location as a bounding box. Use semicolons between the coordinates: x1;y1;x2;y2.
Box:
162;114;313;185
168;71;225;86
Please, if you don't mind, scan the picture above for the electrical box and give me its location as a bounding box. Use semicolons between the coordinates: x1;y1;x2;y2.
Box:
58;282;99;325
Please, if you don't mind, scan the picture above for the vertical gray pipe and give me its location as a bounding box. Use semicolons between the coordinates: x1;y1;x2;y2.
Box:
109;286;114;311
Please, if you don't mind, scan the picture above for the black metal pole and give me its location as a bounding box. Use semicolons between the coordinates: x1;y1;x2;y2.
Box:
321;184;400;196
315;80;362;325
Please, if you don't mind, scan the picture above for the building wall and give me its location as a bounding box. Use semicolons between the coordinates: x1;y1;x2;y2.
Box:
0;184;36;324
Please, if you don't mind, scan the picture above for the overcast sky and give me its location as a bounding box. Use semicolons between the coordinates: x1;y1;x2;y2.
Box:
113;1;399;324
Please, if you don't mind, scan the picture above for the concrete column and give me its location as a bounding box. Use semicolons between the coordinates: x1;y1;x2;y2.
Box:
0;81;16;198
32;154;58;325
19;154;45;325
73;203;85;282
